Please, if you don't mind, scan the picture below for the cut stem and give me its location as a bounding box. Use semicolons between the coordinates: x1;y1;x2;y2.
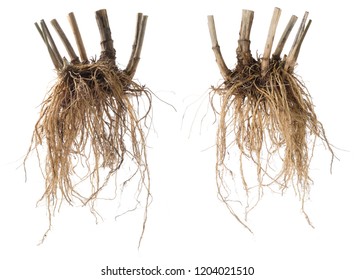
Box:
125;13;143;74
261;7;281;76
35;22;45;41
207;15;231;81
68;12;88;63
285;11;310;72
285;19;312;72
51;19;79;63
35;22;60;70
237;9;254;65
273;15;298;60
95;9;116;61
40;20;63;69
293;20;312;64
125;14;148;78
289;11;309;55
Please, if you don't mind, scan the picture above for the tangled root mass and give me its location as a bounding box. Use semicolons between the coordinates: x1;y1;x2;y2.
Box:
212;58;334;227
25;60;151;224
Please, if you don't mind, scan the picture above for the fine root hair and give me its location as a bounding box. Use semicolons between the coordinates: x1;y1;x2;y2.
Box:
211;58;334;227
25;59;152;242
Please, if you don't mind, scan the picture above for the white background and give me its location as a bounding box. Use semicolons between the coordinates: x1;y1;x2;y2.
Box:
1;0;354;279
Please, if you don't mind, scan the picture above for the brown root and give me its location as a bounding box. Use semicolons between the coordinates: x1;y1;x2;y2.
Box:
25;59;152;243
211;58;334;227
208;9;335;230
26;11;152;246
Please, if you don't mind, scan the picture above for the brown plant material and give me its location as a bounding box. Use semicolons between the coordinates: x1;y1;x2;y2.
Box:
208;8;334;231
25;10;151;246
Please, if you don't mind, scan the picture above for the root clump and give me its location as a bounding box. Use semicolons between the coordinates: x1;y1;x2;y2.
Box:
25;10;151;245
208;8;334;230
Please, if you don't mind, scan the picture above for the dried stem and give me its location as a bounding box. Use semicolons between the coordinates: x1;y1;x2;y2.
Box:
51;19;80;63
125;14;148;78
237;9;254;65
293;20;312;64
125;13;143;74
68;12;88;63
35;22;61;70
207;15;231;81
39;20;63;70
289;12;309;55
285;11;311;72
95;9;116;61
273;15;298;60
261;7;281;76
35;22;45;40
